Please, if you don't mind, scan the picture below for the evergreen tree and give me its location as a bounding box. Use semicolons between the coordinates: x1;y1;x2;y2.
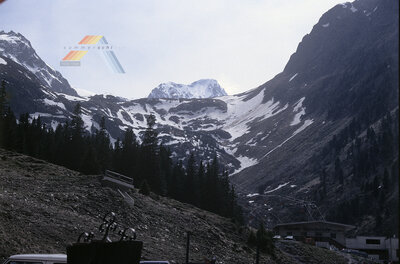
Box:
2;107;16;150
159;146;172;196
185;153;197;205
197;161;205;207
120;128;137;178
71;103;85;139
141;114;164;194
69;103;85;170
0;80;8;147
170;161;185;200
229;185;244;224
0;79;7;116
256;223;274;255
219;169;231;217
80;145;100;174
247;230;257;246
203;163;214;211
139;180;151;196
95;116;111;173
142;114;158;150
111;137;122;173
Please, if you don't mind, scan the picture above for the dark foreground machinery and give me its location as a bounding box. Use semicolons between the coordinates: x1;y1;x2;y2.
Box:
67;212;143;264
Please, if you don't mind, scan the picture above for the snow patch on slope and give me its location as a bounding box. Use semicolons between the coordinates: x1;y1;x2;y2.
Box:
265;182;290;194
29;112;65;119
41;88;57;99
232;155;259;175
57;93;89;102
43;98;66;110
0;57;7;65
291;97;306;126
81;113;98;132
223;90;288;141
350;4;358;12
340;2;357;12
76;88;96;97
289;73;298;82
293;119;314;136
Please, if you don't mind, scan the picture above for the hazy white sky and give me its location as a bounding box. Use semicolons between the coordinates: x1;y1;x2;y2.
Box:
0;0;346;99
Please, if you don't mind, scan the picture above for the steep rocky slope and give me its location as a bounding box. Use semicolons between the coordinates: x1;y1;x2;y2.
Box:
0;148;373;264
231;0;399;232
232;0;398;190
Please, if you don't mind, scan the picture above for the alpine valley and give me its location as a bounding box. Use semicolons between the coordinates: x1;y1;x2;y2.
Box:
0;0;398;236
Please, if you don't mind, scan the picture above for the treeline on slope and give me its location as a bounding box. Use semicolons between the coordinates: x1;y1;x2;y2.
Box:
311;108;399;236
247;223;275;257
0;81;243;223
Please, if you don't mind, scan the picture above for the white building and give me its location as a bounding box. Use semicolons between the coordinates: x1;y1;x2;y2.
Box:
345;236;398;262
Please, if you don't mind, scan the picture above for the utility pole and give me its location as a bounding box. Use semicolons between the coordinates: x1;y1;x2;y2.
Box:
186;231;191;264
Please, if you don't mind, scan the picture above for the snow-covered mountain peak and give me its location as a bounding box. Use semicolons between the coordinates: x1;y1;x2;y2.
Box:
148;79;227;99
0;30;31;47
0;31;78;96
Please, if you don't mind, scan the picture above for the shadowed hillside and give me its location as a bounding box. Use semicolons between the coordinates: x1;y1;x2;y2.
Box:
0;148;372;264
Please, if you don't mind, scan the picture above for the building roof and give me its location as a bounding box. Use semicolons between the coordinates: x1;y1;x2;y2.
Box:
274;221;355;231
9;254;67;261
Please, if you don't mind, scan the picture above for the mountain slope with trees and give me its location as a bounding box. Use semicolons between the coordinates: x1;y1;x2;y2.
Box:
0;80;243;222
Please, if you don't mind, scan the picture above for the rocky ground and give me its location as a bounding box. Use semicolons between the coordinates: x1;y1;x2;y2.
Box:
0;148;376;263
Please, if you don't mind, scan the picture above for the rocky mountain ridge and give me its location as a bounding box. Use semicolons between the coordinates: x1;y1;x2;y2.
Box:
148;79;227;99
0;30;77;96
